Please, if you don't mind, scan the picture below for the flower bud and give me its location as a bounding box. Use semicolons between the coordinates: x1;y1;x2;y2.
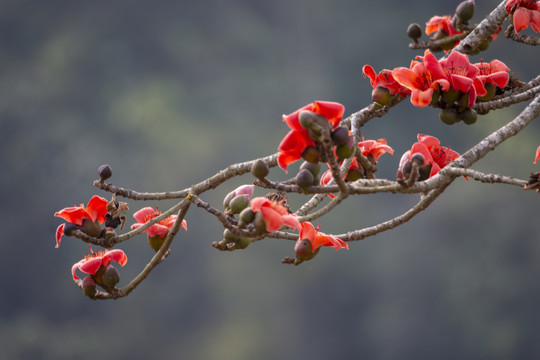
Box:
331;126;350;146
456;0;475;23
223;228;239;243
439;108;460;125
298;110;318;130
148;234;164;252
371;86;392;106
251;159;269;180
228;194;250;214
82;276;97;297
299;161;321;178
253;212;267;234
335;135;355;160
102;265;120;288
63;222;78;236
301;146;320;164
411;153;425;166
98;164;112;182
460;108;478;125
296;169;315;193
294;239;319;261
235;237;251;250
238;207;255;225
407;23;422;40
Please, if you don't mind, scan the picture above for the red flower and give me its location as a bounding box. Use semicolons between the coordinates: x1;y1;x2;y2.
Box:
410;134;460;177
358;138;394;163
362;65;411;97
250;197;300;232
54;195;109;248
392;50;450;107
71;248;127;282
535;145;540;164
278;101;345;171
506;0;540;34
474;59;510;89
294;222;348;261
425;15;463;37
424;50;485;107
131;207;187;239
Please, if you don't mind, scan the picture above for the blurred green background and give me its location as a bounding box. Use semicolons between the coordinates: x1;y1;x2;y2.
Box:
2;0;540;359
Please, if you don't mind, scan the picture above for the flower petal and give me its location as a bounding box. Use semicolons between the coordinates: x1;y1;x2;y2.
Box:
85;195;109;223
392;67;419;90
104;249;128;267
56;224;65;248
146;224;171;239
133;207;157;223
79;257;103;276
513;7;532;34
260;206;285;232
411;89;433;108
535;145;540;164
313;101;345;128
72;260;84;281
54;207;91;225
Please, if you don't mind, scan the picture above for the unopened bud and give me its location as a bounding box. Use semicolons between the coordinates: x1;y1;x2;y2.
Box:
223;228;239;243
98;164;112;182
296;169;315;193
331;126;350;146
456;0;475;23
335;135;355;160
251;159;269;180
460;108;478;125
82;276;97;297
407;23;422;40
372;86;392;106
63;222;78;236
301;146;320;164
439;108;460;125
441;88;461;105
411;153;425;166
228;194;250;214
238;207;255;225
478;39;490;51
235;237;251;250
345;167;365;182
298;110;319;130
300;161;321;178
294;239;319;261
102;265;120;288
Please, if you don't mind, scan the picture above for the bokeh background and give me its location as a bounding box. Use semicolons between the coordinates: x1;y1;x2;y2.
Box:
2;0;540;359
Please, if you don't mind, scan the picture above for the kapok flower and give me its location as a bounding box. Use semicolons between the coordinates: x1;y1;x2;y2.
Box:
392;51;450;107
54;195;109;248
506;0;540;34
250;196;300;232
424;50;485;107
71;248;127;282
426;15;464;37
278;101;345;171
535;145;540;164
410;134;460;177
474;59;510;89
294;222;348;261
358;138;394;163
131;207;187;239
363;65;411;104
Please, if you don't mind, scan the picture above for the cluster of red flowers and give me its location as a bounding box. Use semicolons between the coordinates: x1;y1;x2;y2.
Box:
365;50;510;125
55;194;188;294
